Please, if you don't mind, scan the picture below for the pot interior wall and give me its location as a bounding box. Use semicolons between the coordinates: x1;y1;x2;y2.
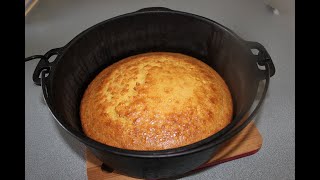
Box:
49;12;260;136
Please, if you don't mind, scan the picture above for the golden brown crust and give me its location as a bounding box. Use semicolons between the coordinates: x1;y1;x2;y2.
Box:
80;52;233;150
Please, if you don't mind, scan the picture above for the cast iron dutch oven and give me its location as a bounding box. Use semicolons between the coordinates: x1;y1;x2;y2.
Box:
26;7;275;179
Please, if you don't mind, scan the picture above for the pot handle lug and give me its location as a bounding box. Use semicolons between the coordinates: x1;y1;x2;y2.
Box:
246;41;276;79
137;7;173;12
25;48;62;86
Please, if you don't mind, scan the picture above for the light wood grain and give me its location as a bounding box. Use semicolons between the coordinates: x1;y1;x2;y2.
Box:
86;121;262;180
25;0;39;16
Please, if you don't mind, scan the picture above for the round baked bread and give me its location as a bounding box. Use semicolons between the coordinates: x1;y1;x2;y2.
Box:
80;52;233;151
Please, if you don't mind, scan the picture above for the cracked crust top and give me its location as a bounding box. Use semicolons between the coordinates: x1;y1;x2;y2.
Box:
80;52;233;150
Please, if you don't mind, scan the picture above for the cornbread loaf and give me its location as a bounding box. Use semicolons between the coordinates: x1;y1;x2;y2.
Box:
80;52;233;150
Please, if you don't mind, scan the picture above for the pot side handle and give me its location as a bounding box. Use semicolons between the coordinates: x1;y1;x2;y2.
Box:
246;41;276;79
25;47;63;86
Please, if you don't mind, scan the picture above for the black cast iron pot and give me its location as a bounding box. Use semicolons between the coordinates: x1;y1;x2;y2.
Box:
26;7;275;179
